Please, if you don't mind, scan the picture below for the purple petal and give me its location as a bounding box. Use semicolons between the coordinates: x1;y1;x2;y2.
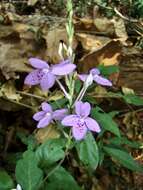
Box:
93;75;112;86
85;117;101;133
61;114;79;127
41;102;52;112
72;123;87;140
90;68;100;75
53;109;68;121
33;111;45;121
29;58;49;69
24;70;40;85
40;72;56;91
78;74;88;82
51;59;76;76
37;115;52;128
75;101;91;117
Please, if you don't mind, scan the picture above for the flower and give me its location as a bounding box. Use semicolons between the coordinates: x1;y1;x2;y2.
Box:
24;58;76;91
33;102;68;128
79;68;112;87
61;101;101;140
11;184;22;190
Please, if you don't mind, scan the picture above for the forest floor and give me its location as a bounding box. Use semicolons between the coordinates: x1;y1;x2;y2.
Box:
0;1;143;190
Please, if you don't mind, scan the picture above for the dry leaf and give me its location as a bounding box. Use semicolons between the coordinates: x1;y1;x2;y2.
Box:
44;27;77;63
76;33;111;52
35;124;60;143
112;17;128;43
93;17;114;36
78;41;121;72
1;81;21;101
122;87;135;95
28;0;38;6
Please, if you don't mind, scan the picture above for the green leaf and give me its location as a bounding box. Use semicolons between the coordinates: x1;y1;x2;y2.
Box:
91;108;120;137
109;137;142;149
46;166;81;190
36;138;65;167
98;65;119;76
123;94;143;106
76;132;99;171
75;80;82;94
16;150;43;190
103;146;143;172
0;170;14;190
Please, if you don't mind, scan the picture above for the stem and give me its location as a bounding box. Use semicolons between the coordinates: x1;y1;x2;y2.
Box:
3;97;34;109
56;79;71;100
73;85;87;107
16;91;45;100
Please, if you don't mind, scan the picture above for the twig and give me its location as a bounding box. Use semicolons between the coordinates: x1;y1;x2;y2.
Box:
2;97;34;109
114;7;138;23
16;91;46;100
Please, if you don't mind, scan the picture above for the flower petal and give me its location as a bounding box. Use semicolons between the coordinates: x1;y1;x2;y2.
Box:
93;75;112;86
78;74;88;82
24;70;40;85
37;115;52;128
53;109;68;121
51;59;76;75
72;123;87;140
61;114;79;126
33;111;45;121
29;58;49;69
75;101;91;117
41;102;52;112
40;72;56;91
90;68;100;75
85;117;101;133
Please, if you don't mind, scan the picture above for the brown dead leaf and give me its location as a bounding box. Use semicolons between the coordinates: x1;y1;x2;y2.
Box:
44;27;77;63
78;40;122;72
28;0;38;6
1;81;21;101
0;23;46;79
35;124;60;143
76;33;111;52
112;17;128;43
78;17;93;29
123;112;139;139
98;52;120;66
93;17;114;36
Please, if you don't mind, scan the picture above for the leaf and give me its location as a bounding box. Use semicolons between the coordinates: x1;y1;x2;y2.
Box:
109;137;142;149
36;138;65;167
123;94;143;106
103;146;143;172
76;132;99;171
28;0;38;6
0;170;14;190
91;108;120;137
46;166;81;190
1;81;21;101
16;150;43;190
98;65;119;76
35;124;60;144
122;87;134;95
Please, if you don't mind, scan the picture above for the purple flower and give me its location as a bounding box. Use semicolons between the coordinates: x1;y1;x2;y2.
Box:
79;68;112;87
33;102;68;128
24;58;76;91
61;101;101;140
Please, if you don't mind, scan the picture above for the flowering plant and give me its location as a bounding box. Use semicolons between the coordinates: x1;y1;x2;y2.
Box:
12;1;143;190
